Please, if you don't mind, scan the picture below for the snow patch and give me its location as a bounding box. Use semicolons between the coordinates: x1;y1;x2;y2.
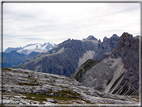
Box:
16;42;56;55
56;47;64;54
78;50;95;68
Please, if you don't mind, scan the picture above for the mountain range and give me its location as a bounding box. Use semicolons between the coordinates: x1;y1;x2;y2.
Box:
12;34;119;77
4;42;56;55
1;42;56;68
13;38;98;77
1;51;39;68
71;32;140;96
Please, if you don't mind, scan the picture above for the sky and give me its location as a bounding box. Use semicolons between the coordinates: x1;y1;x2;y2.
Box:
3;2;140;51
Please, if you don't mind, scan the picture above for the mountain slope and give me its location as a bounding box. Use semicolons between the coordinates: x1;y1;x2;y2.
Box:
93;34;119;61
70;59;100;82
106;33;140;95
72;32;140;96
1;51;39;68
13;38;98;77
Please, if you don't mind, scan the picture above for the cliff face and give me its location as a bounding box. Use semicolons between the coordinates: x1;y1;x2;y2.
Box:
93;34;119;61
72;32;140;96
14;39;98;77
109;32;139;95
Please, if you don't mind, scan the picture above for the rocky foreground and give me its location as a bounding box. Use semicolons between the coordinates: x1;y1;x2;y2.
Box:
1;68;140;106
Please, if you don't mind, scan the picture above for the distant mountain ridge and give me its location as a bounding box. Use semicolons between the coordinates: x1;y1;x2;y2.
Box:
4;42;57;55
1;51;39;68
12;34;120;77
12;36;99;76
2;42;56;68
93;34;119;61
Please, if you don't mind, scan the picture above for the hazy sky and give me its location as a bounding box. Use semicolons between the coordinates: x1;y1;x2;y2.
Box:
3;2;140;50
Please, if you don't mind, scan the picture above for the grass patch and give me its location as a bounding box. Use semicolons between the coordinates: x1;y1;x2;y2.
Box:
75;69;83;81
3;67;11;71
53;90;81;98
83;59;100;71
17;82;40;86
21;90;82;104
17;78;42;86
131;96;139;102
75;59;100;81
3;68;29;74
22;93;47;104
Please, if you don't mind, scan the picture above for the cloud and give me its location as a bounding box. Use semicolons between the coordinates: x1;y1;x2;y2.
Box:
3;3;140;50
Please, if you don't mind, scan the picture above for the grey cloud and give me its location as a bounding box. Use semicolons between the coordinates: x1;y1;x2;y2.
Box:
3;3;140;49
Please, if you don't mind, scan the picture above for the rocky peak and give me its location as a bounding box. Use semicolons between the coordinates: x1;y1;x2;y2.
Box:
93;34;119;61
86;35;97;40
103;36;108;42
60;38;71;45
110;32;135;58
98;39;101;42
109;32;139;95
73;32;139;97
110;34;119;40
112;34;118;37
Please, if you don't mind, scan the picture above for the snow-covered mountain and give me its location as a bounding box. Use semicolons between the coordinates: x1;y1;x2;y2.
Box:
4;42;57;55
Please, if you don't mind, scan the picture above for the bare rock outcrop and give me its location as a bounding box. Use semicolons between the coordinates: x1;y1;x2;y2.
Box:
72;32;140;96
2;68;139;106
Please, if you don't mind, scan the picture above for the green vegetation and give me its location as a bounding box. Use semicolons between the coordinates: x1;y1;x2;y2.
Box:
131;96;139;102
22;93;47;104
3;68;29;74
75;69;83;81
3;67;11;71
75;59;100;81
82;59;100;71
21;89;82;104
17;82;40;86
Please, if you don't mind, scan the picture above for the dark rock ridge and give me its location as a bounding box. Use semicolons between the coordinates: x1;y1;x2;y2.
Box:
13;38;98;77
72;32;140;96
93;34;119;61
109;32;140;95
0;51;39;68
2;68;139;105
